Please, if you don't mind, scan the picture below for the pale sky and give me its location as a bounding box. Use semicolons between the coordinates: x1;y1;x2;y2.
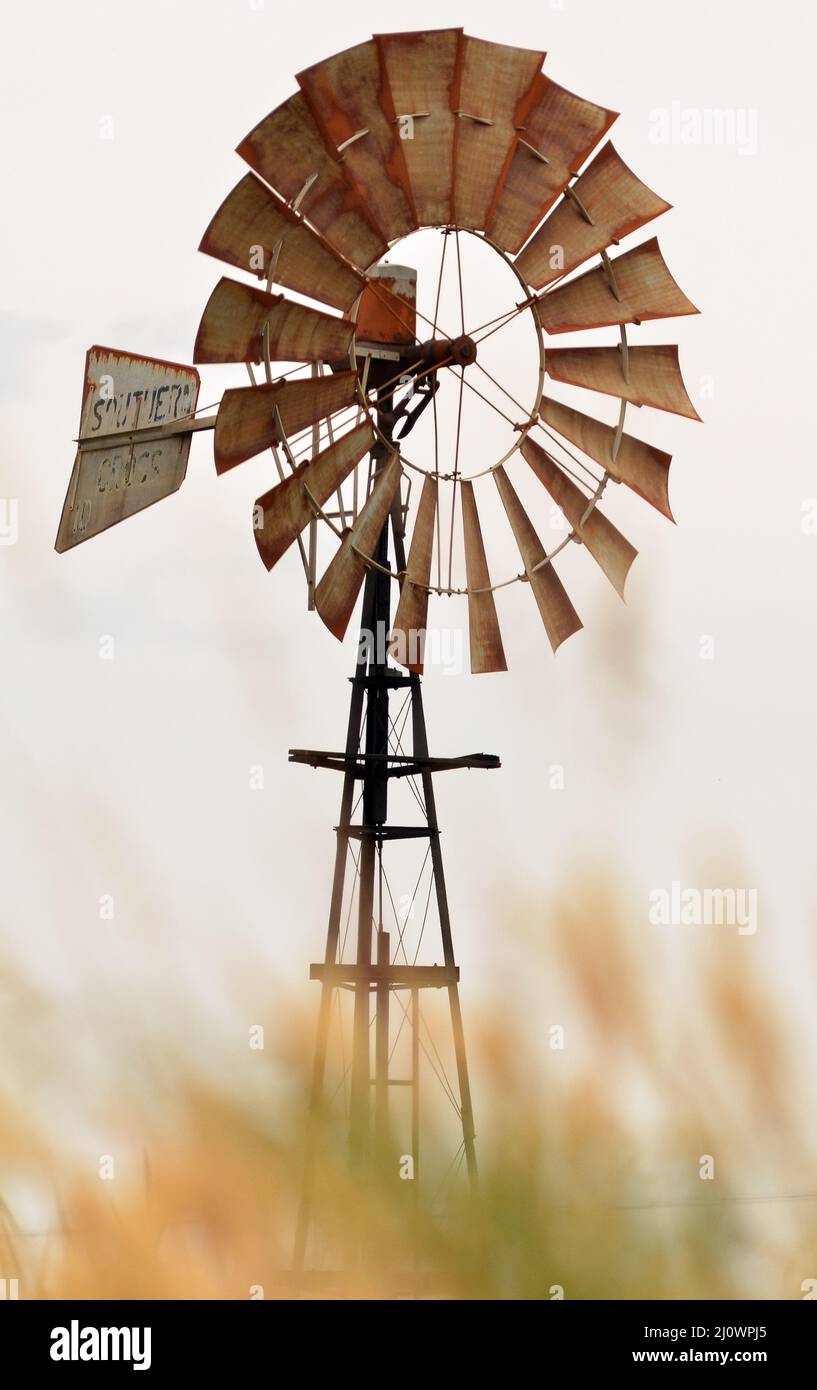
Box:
2;0;816;1146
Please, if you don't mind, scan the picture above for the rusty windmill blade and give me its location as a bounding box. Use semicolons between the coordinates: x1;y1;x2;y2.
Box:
214;371;359;473
460;479;507;674
236;91;387;271
494;465;581;652
298;40;417;242
540;397;674;520
390;475;437;674
199;173;366;312
522;437;637;598
536;236;699;333
487;72;617;254
375;28;462;228
545;344;701;421
193;277;355;365
254;420;375;571
515;143;671;290
453;36;545;234
315;453;403;639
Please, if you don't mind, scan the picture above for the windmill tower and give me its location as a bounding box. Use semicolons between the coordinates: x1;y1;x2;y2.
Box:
56;29;699;1288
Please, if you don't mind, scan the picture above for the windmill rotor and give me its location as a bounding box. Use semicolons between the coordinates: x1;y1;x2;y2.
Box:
185;27;698;675
56;29;699;650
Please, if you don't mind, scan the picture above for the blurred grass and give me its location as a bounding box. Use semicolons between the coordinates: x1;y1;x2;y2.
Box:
1;867;816;1300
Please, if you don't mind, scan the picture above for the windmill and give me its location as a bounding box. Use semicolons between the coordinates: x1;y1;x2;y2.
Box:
56;30;699;1287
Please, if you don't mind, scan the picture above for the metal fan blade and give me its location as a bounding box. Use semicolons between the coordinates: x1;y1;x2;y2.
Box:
254;421;375;571
486;74;617;254
453;37;544;233
545;345;701;420
315;453;402;640
522;437;637;598
516;143;670;289
199;173;365;312
460;479;507;674
390;475;437;673
236;92;387;271
493;465;581;652
536;237;699;333
214;371;359;473
193;278;355;365
540;397;673;520
298;41;416;242
375;28;462;228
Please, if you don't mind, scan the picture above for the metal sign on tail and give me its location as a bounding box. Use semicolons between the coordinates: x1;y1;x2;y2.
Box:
55;347;207;552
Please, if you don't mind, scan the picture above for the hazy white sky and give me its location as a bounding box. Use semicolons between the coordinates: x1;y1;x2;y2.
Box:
2;0;816;1100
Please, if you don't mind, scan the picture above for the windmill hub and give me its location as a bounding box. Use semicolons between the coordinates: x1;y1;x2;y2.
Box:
445;333;478;370
422;333;478;372
449;333;478;368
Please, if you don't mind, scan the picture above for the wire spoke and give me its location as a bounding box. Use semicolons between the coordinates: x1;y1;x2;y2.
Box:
450;366;517;430
431;231;448;589
432;230;448;336
472;299;533;348
472;359;602;490
447;370;465;589
462;302;524;340
464;248;579;344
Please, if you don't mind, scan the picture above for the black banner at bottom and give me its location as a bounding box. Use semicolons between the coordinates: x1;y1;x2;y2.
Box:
1;1298;810;1374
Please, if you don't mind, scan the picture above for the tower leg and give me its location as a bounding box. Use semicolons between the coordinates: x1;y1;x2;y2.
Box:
349;497;391;1172
410;675;479;1187
349;833;374;1166
291;563;378;1276
375;929;391;1162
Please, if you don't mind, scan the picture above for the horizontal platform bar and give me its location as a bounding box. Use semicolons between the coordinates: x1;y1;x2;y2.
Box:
290;749;500;777
340;825;435;841
349;673;414;688
310;964;458;987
